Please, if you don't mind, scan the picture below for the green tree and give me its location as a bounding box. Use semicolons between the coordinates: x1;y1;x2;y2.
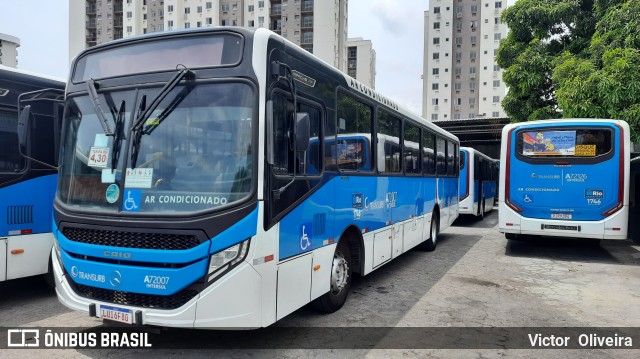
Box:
497;0;639;142
497;0;600;122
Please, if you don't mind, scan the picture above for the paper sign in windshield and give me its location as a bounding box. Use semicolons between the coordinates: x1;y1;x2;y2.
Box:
124;168;153;188
574;144;596;157
88;147;110;168
522;131;576;156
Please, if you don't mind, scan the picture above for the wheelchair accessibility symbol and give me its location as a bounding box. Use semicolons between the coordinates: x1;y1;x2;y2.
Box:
524;194;533;203
122;190;141;212
300;223;312;251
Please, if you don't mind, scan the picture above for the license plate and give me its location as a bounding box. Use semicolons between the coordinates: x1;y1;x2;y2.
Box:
543;224;580;231
100;305;133;324
551;213;572;219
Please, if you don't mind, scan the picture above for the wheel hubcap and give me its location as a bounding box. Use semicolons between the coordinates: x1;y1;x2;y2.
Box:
330;252;349;294
431;220;437;244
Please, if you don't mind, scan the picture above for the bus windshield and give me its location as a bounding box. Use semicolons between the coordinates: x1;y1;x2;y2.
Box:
58;82;255;214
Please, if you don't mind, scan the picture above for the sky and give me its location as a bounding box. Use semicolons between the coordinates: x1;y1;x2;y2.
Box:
0;0;426;114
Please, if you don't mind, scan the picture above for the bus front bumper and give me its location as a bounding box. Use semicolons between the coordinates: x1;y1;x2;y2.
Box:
52;248;263;328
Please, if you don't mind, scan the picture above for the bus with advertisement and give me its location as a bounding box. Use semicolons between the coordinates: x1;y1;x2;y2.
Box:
459;147;497;218
499;119;630;242
50;28;460;328
0;65;65;285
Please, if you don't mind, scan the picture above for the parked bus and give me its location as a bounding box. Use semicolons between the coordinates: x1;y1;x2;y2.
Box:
459;147;497;218
499;119;630;241
51;28;460;328
0;65;65;285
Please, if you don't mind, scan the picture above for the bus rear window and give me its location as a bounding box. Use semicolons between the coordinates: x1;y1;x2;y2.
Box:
518;128;612;158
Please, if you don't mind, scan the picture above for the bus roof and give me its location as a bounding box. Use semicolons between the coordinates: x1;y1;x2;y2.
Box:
0;64;65;84
504;118;627;129
460;147;497;161
0;65;65;109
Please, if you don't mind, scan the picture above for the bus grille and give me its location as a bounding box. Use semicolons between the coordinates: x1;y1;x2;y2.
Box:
62;227;201;250
73;283;199;310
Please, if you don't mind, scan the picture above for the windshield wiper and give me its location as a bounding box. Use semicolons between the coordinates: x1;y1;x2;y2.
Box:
110;100;126;172
130;66;194;168
86;79;113;136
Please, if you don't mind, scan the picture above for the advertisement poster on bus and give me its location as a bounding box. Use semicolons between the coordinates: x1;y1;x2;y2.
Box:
522;130;576;156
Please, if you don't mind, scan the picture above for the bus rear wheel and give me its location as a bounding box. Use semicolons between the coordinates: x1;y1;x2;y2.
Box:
311;240;352;313
505;233;518;240
419;212;438;251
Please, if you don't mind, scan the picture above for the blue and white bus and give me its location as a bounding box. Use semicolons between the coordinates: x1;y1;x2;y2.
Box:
499;119;630;241
0;65;65;285
51;28;460;328
459;147;497;218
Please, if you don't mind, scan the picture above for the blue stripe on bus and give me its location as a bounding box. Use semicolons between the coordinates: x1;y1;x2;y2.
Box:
278;175;458;259
0;174;56;236
209;206;258;254
56;230;211;264
60;248;207;295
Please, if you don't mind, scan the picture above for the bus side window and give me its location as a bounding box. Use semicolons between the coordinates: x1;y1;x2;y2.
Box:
404;121;421;175
436;137;446;175
336;91;373;172
0;110;26;173
298;102;322;175
377;110;401;173
446;140;454;176
423;131;436;175
271;94;321;176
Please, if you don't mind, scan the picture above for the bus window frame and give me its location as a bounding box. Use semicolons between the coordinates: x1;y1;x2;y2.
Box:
335;89;374;174
514;126;616;165
422;130;437;177
270;88;325;179
376;108;403;175
0;109;28;175
402;120;422;177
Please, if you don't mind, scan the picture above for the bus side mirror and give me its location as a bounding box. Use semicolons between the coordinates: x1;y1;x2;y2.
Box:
294;112;310;152
17;105;31;155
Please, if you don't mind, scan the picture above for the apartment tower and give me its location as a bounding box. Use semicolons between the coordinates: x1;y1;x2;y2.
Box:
72;0;350;73
347;37;376;88
0;33;20;68
422;0;508;121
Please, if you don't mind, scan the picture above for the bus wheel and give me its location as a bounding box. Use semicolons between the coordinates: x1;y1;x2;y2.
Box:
505;233;518;240
419;212;438;252
311;240;352;313
42;256;56;290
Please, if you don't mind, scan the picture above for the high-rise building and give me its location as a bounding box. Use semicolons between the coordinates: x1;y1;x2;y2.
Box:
71;0;353;74
347;37;376;88
0;33;20;68
422;0;508;121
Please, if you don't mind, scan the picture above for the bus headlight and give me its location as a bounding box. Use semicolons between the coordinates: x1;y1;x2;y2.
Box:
207;239;250;281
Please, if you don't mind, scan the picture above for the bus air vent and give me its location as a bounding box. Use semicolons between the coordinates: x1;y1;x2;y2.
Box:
61;227;201;250
7;205;34;225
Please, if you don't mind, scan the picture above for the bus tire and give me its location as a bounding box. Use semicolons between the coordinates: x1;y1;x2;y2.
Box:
419;212;438;252
43;256;56;290
311;240;352;313
505;233;518;240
